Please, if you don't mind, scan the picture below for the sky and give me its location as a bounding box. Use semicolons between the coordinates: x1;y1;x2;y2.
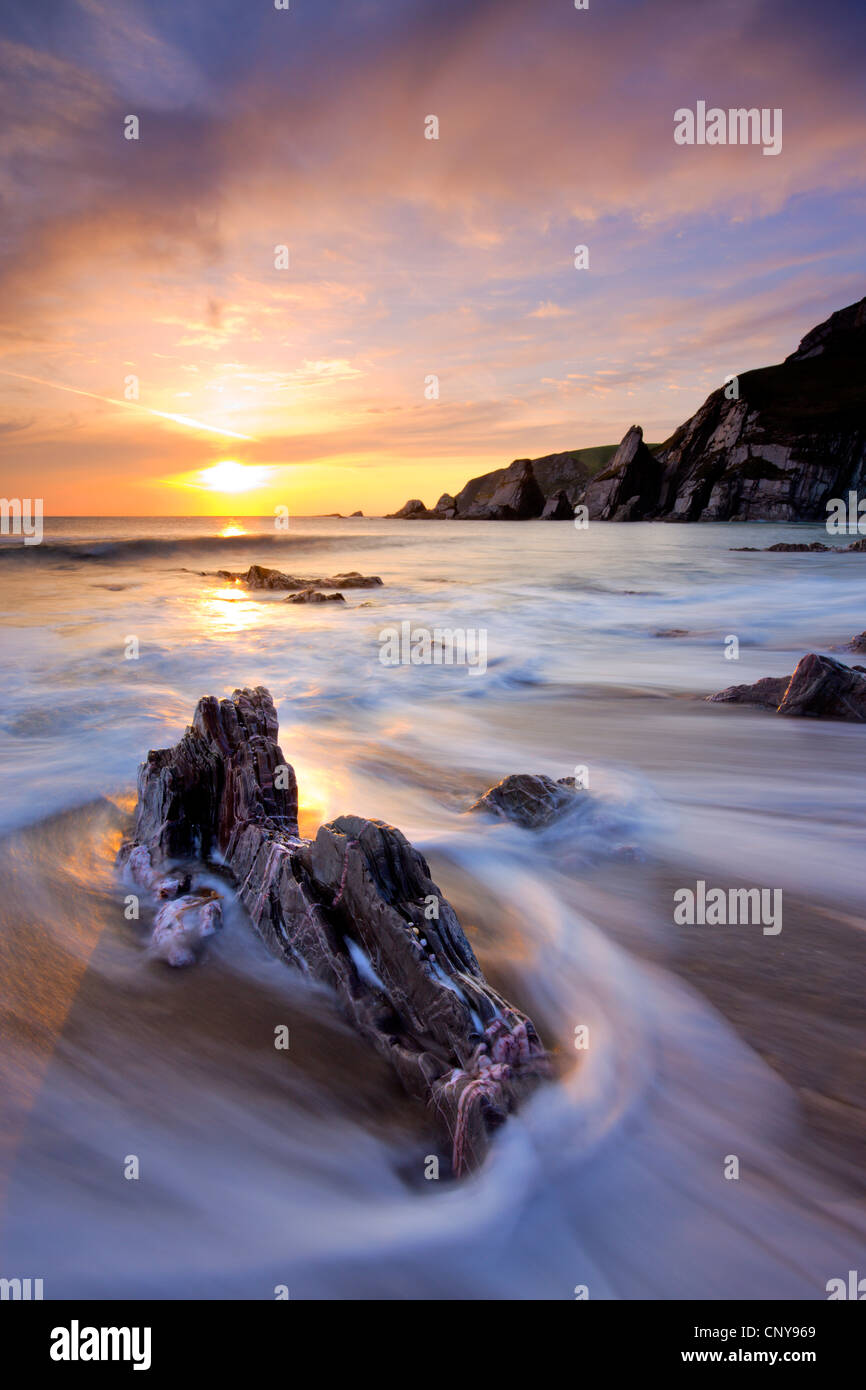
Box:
0;0;864;516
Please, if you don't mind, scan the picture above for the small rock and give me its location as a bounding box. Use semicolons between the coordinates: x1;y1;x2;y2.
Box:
285;589;346;604
469;773;582;829
834;630;866;653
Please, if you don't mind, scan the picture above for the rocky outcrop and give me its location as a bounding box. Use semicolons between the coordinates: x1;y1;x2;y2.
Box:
469;774;581;829
119;688;547;1174
583;297;866;521
216;565;382;590
708;654;866;721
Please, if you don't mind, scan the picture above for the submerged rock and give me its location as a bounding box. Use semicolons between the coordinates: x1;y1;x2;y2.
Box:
732;539;866;553
834;630;866;654
469;773;582;829
708;654;866;721
123;845;221;965
151;891;222;967
285;589;346;604
119;688;547;1173
216;565;382;590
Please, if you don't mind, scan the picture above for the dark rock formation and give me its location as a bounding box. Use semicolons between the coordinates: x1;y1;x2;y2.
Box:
120;688;547;1173
433;493;457;518
350;510;363;517
733;541;832;552
582;297;866;521
389;499;429;519
834;631;866;654
583;426;664;521
387;446;620;520
285;589;346;604
708;654;866;721
540;490;574;519
216;565;382;590
732;539;866;553
706;674;791;711
469;774;581;829
459;459;545;520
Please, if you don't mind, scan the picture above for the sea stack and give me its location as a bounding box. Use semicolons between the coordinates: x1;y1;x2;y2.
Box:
119;687;548;1174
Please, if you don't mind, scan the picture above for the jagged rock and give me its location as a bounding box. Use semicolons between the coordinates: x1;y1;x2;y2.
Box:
216;565;382;590
540;490;574;519
460;459;544;520
119;688;547;1173
469;773;581;829
285;589;346;604
583;426;663;521
708;654;866;721
350;510;363;517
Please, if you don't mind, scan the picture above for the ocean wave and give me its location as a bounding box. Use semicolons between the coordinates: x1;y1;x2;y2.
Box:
0;531;396;566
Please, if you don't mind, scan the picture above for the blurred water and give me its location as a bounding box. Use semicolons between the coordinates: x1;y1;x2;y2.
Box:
0;516;864;1297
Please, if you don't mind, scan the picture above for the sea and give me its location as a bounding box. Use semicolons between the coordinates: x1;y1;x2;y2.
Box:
0;514;864;1297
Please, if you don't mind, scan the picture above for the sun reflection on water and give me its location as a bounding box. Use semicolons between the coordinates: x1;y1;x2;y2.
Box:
200;585;261;633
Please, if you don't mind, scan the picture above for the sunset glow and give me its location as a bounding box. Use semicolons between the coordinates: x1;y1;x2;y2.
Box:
197;462;262;494
0;2;863;516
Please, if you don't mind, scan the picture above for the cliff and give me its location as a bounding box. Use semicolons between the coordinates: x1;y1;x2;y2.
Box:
584;297;866;521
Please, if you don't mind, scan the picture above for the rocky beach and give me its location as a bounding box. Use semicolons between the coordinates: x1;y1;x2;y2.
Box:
1;513;865;1298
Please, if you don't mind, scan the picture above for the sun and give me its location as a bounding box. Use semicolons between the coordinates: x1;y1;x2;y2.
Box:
197;460;264;493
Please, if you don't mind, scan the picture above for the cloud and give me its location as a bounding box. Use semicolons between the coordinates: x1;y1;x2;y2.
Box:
0;0;864;511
